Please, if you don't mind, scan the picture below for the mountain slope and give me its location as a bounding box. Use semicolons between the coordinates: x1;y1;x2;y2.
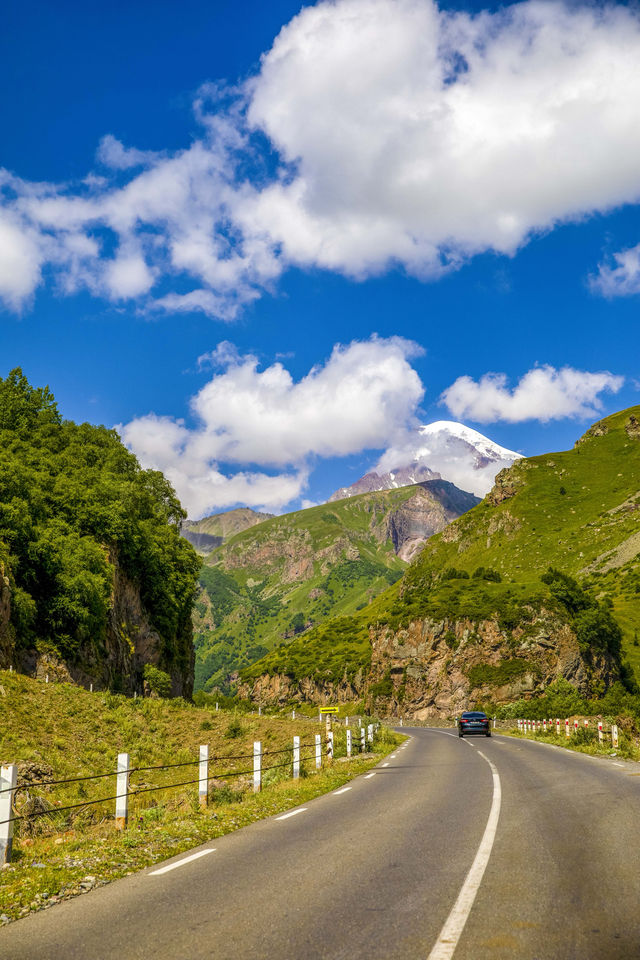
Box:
194;480;479;692
330;420;521;501
241;407;640;714
181;508;274;555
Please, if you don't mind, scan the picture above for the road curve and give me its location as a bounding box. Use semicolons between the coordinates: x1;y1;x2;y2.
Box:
2;729;640;960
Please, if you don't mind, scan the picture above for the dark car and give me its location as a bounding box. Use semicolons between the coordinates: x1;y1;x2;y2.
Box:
458;711;491;737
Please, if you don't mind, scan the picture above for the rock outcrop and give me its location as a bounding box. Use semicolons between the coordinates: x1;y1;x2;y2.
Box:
240;610;619;718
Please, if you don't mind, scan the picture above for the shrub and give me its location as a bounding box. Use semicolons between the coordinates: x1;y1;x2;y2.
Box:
143;664;172;698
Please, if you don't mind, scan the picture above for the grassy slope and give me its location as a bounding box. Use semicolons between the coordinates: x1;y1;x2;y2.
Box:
0;671;400;922
244;406;640;687
194;488;419;691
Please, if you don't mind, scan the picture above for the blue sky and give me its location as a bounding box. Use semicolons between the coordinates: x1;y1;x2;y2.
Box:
2;0;640;517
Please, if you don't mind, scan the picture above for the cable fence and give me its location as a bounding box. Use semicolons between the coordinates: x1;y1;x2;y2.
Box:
0;723;382;864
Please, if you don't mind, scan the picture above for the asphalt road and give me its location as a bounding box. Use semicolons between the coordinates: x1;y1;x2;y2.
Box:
2;729;640;960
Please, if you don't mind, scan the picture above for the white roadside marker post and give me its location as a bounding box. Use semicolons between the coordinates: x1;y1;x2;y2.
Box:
367;723;373;745
292;709;296;720
327;731;334;763
253;741;262;793
115;753;129;830
0;764;18;864
361;727;366;753
346;728;352;758
199;745;209;809
315;734;322;770
598;722;604;744
612;725;619;749
565;719;570;738
293;736;300;780
574;720;578;734
556;718;560;736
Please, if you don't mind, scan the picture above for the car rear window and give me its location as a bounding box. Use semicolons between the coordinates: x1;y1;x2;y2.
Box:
461;712;487;718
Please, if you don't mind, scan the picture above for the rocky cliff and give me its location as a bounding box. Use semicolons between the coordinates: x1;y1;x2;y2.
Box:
238;609;620;717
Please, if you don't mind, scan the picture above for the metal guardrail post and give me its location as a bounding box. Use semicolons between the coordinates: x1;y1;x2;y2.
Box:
115;753;129;830
293;736;300;779
199;745;209;809
0;764;17;863
253;741;262;793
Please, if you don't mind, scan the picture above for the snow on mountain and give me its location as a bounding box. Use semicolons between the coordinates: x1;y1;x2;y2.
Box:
329;421;522;502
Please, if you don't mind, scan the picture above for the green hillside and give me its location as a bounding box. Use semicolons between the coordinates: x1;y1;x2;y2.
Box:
194;481;477;692
243;407;640;692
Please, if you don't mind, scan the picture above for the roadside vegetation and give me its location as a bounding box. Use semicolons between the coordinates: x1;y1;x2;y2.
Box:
0;671;400;924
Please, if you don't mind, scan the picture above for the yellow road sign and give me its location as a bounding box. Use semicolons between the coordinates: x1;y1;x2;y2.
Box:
319;706;338;714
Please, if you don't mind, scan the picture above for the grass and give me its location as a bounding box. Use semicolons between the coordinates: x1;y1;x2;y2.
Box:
0;671;402;923
501;722;639;761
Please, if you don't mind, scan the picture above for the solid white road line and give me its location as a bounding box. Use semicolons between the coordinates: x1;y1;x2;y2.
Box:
364;772;376;779
276;808;308;821
382;763;389;767
613;762;625;767
427;749;502;960
149;849;215;876
333;787;352;795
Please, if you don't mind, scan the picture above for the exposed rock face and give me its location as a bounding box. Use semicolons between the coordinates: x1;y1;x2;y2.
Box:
365;612;617;719
575;419;609;445
485;465;524;505
329;464;440;502
12;553;193;697
625;415;640;440
238;671;363;706
0;562;14;668
383;482;479;561
241;611;619;718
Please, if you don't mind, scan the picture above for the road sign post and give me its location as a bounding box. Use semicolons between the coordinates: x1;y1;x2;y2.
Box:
0;764;17;864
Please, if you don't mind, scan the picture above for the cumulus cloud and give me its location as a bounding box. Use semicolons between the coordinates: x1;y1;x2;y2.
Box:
3;0;640;313
119;335;424;516
441;366;624;424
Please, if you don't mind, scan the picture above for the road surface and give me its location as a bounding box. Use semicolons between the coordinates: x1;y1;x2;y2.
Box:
2;728;640;959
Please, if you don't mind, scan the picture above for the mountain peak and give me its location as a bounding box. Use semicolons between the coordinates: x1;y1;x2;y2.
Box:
330;421;522;502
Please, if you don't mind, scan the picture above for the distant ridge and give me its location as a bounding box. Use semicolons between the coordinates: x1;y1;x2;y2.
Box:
182;508;274;554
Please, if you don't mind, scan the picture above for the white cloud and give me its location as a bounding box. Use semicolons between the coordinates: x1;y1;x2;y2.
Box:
96;135;160;171
4;0;640;314
441;366;624;424
0;212;44;308
119;335;425;516
590;243;640;297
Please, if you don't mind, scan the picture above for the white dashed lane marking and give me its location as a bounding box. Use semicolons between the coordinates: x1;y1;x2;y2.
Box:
276;808;308;821
364;773;376;780
149;849;215;876
333;787;352;795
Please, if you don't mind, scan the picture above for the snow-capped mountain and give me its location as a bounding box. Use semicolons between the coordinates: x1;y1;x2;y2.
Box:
329;421;522;502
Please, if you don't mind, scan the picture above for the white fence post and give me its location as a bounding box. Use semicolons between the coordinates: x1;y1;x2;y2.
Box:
361;727;366;753
400;717;403;727
199;744;209;809
253;741;262;793
292;709;296;720
115;752;129;830
346;729;352;758
215;702;219;711
612;725;619;749
367;724;373;744
0;764;18;864
327;731;334;762
345;716;349;727
293;736;300;779
315;734;322;770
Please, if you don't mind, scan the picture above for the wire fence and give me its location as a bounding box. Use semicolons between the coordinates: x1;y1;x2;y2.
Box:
0;724;381;861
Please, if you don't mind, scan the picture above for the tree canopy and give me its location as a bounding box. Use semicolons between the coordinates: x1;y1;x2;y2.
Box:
0;369;200;685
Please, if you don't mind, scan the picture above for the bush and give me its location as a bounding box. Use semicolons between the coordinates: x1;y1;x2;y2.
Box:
143;664;172;698
225;716;245;739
